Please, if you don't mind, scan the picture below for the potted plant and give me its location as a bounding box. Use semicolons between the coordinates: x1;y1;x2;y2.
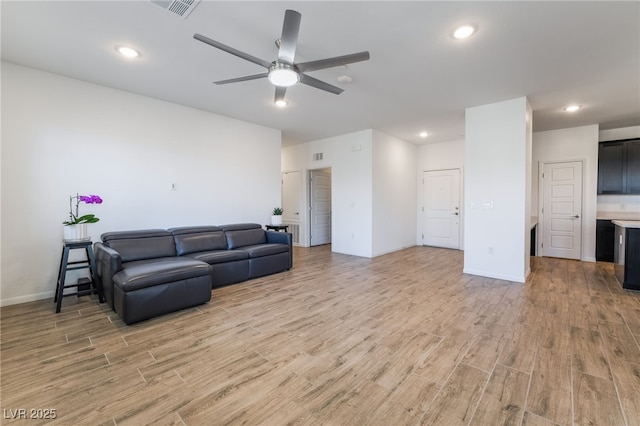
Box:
271;207;283;226
63;193;103;241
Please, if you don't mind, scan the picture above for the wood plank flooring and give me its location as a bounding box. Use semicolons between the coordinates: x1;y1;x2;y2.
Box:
1;246;639;425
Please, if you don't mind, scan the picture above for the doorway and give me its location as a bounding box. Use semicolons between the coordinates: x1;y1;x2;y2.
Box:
309;168;331;246
423;169;461;249
282;170;302;245
540;161;583;260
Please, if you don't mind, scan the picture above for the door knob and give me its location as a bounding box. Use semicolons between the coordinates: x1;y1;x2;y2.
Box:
452;212;459;216
572;214;580;219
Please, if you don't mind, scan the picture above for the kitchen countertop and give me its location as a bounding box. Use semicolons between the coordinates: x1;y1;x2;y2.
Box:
597;211;640;221
612;220;640;229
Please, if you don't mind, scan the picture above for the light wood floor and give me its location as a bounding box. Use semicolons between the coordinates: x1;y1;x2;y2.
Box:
1;246;639;425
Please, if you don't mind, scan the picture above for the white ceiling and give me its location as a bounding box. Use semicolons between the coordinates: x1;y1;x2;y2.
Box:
2;1;639;146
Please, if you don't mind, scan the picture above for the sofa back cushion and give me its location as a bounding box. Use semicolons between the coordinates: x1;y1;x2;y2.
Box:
222;224;267;249
102;229;176;263
169;226;227;256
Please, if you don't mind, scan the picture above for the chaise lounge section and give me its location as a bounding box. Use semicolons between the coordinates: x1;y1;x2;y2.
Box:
94;223;292;324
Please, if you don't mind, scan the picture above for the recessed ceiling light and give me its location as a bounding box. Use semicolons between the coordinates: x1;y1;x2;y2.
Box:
116;46;140;58
452;25;476;39
275;99;288;108
563;104;582;112
419;131;429;138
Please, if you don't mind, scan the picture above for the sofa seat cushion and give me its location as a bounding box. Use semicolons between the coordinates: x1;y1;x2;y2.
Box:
122;257;179;269
186;250;248;265
114;258;210;292
235;243;289;258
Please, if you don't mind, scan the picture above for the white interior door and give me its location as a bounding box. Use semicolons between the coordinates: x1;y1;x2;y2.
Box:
282;171;301;223
310;169;331;246
542;161;583;260
423;169;460;249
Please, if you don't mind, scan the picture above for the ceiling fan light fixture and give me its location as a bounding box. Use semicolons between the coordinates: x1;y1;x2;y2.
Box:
268;63;299;87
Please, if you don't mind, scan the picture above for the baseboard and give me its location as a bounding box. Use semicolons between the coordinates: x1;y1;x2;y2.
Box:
0;291;53;307
462;268;526;283
372;244;418;258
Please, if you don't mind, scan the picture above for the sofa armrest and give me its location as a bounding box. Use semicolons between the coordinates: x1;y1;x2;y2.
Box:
266;230;292;245
94;242;123;309
266;231;293;269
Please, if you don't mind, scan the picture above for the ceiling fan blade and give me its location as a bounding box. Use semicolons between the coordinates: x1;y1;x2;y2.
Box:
275;86;287;103
296;51;370;73
194;33;272;69
299;74;344;95
214;73;268;85
278;10;301;65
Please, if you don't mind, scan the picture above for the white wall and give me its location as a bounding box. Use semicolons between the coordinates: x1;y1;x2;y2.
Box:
464;97;531;283
281;130;374;257
525;103;533;274
372;130;417;256
1;62;282;306
599;125;640;142
597;125;640;214
532;125;599;262
281;128;417;258
416;138;465;248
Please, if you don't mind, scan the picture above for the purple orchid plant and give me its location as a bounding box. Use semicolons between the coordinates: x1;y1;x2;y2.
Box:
63;193;103;225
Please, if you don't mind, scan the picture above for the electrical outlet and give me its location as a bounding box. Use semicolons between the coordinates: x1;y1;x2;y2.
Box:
171;182;177;191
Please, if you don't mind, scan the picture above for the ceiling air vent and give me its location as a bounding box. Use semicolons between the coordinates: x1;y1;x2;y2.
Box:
150;0;200;19
313;153;323;161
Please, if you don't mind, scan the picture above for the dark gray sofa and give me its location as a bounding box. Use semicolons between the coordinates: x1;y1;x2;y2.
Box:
94;223;292;324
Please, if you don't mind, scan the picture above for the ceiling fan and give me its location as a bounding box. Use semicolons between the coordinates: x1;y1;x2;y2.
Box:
193;9;370;105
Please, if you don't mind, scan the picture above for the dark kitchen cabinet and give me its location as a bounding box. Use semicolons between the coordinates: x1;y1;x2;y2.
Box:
596;220;615;262
627;141;640;193
614;224;640;290
530;224;537;256
598;139;640;194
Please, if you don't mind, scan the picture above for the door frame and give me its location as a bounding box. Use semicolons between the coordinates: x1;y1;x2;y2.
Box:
421;168;463;250
537;159;585;259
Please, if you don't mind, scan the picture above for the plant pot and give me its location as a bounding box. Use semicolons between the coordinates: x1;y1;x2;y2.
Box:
271;215;283;226
63;223;89;242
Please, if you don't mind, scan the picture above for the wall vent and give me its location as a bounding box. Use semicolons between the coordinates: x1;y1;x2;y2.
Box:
150;0;200;18
312;152;323;161
285;223;300;245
